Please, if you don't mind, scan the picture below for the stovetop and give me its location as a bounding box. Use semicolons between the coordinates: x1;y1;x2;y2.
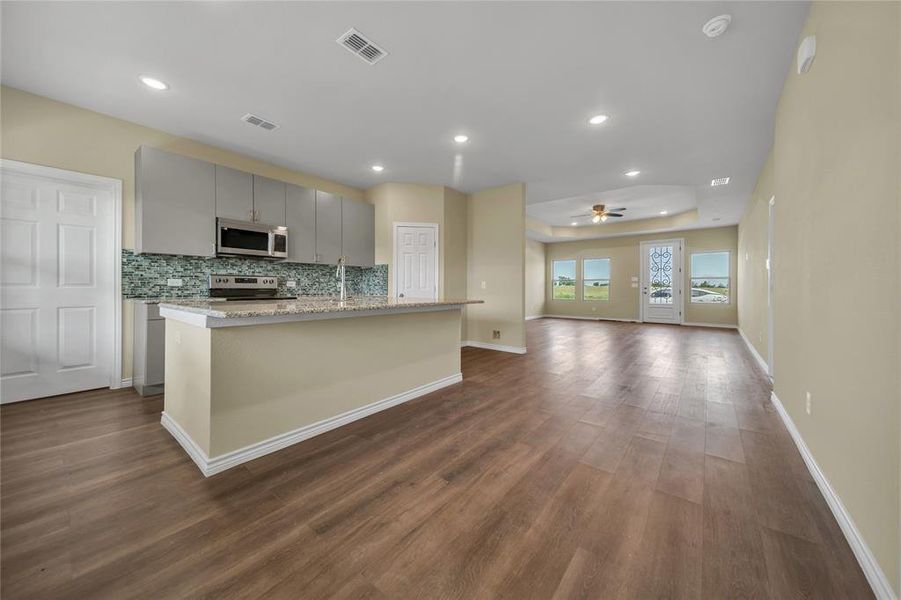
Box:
223;296;297;302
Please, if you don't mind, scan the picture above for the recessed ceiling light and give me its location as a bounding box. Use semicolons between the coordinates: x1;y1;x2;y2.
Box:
588;114;609;125
371;165;384;172
660;210;668;215
713;217;722;222
453;134;469;143
711;177;730;186
571;221;578;226
624;170;641;177
139;75;169;90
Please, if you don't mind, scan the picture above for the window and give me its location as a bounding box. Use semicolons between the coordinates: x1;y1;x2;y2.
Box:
582;258;610;301
690;251;730;304
552;259;576;300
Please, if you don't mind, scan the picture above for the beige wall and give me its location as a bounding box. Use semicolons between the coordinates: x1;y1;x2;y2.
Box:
443;187;469;301
739;2;900;591
465;183;526;349
526;238;546;318
0;86;364;381
545;226;738;326
0;86;363;251
363;182;468;303
737;153;773;360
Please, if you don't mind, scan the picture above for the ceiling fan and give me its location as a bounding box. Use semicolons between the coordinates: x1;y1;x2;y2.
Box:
571;204;627;224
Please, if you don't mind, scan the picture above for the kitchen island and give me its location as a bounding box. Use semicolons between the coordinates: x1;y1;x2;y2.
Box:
158;296;481;476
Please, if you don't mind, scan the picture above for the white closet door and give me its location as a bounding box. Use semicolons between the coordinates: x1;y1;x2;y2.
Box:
1;168;116;403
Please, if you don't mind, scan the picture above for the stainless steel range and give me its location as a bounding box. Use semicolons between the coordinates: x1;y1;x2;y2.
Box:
208;275;296;301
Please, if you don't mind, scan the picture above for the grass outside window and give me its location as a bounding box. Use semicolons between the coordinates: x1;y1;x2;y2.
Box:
552;259;576;300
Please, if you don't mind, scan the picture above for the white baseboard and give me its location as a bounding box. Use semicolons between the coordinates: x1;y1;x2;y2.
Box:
525;315;544;321
681;321;738;329
161;372;463;477
738;328;770;377
770;392;896;600
461;340;527;354
119;378;133;388
542;314;639;323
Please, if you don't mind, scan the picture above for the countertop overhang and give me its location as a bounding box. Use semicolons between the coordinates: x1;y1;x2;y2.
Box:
158;296;482;328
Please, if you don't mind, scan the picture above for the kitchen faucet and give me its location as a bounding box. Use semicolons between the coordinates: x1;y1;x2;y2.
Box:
335;256;347;301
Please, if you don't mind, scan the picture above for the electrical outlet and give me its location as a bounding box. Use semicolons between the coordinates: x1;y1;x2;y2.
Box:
492;330;501;339
591;306;597;312
167;278;183;287
805;391;812;415
174;331;181;344
481;281;487;290
286;280;297;288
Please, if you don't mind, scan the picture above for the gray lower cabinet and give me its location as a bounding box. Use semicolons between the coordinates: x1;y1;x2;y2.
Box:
286;184;316;263
133;301;165;396
253;175;287;225
135;146;216;257
341;197;375;267
215;165;254;221
315;191;342;264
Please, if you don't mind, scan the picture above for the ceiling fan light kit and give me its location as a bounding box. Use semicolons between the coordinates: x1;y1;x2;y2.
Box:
575;204;627;225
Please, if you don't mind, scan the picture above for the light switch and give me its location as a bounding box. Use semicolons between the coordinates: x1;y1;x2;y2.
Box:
631;283;638;288
631;276;638;282
286;280;297;288
481;281;487;290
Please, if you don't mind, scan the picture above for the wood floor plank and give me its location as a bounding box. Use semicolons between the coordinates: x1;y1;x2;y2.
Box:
0;319;871;599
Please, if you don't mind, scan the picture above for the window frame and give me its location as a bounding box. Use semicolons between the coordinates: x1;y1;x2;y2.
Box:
551;259;577;301
689;250;732;305
581;257;611;302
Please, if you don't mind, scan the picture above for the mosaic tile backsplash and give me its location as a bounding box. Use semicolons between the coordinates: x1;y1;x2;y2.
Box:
122;250;388;299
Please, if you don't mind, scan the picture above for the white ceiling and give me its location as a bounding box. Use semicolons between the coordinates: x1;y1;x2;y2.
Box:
1;1;807;234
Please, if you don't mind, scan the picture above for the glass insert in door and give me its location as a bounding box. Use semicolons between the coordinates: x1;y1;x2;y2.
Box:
648;245;674;304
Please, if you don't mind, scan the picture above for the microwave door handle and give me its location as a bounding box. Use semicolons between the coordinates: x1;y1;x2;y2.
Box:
267;231;274;257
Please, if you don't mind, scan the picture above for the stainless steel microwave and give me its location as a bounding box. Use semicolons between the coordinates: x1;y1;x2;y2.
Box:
216;218;288;259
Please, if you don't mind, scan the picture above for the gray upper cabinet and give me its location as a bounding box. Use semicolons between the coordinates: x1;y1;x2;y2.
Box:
135;146;215;257
215;165;254;222
285;184;316;263
315;191;342;264
341;197;375;267
253;175;287;225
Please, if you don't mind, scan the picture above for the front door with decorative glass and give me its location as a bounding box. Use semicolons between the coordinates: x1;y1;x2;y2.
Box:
640;239;683;324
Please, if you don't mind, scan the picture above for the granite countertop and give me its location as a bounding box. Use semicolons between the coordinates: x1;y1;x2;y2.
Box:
158;296;482;319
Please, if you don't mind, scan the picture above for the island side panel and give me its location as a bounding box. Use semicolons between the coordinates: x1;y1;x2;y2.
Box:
207;309;463;457
163;319;213;455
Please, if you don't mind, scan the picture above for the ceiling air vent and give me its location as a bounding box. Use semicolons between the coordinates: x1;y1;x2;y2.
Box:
710;177;730;187
241;113;279;131
337;28;388;65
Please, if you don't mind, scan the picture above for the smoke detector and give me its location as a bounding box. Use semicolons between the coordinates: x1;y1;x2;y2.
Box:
337;28;388;65
241;113;279;131
702;15;732;38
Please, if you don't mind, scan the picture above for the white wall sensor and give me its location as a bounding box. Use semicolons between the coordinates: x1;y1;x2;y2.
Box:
797;35;816;74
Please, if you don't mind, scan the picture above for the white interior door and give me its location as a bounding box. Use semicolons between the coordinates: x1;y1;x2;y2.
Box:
1;165;117;403
394;224;437;300
640;239;683;324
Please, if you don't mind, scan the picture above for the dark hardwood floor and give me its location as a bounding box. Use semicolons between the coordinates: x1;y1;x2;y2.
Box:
1;319;873;599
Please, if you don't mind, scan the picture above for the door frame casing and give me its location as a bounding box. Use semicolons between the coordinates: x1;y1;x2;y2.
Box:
638;238;685;324
0;159;123;394
392;222;439;300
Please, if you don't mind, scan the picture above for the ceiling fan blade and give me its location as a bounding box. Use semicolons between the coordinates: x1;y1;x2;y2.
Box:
611;208;627;212
569;214;592;218
606;213;624;217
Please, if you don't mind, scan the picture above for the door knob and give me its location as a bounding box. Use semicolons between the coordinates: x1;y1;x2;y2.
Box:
399;293;405;298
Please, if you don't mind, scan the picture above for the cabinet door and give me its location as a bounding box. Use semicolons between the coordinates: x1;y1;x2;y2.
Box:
286;184;316;263
145;319;166;386
135;146;215;256
341;197;375;267
215;165;254;221
315;191;342;264
253;175;287;225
